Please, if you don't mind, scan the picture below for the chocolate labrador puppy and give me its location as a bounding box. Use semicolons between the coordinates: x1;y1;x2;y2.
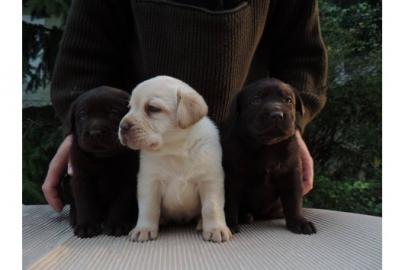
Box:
67;86;139;238
222;78;316;235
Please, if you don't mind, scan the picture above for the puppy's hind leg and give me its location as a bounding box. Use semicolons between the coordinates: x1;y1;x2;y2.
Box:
224;191;242;233
224;175;243;233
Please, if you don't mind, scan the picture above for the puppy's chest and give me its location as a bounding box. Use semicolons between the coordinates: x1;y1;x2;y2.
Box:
156;155;204;179
240;159;286;204
159;177;201;221
79;155;137;195
244;157;285;185
155;156;203;221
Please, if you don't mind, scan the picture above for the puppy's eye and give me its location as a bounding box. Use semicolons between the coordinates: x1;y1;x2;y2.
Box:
285;97;293;103
250;96;262;106
146;105;161;114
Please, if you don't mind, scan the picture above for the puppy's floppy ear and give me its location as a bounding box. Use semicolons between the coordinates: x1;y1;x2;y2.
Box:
292;88;305;116
176;87;208;129
64;100;77;134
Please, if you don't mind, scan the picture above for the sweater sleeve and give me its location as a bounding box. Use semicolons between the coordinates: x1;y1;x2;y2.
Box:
266;0;328;132
50;0;134;125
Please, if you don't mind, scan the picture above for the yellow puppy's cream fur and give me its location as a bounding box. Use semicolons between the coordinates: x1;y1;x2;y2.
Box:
119;76;232;242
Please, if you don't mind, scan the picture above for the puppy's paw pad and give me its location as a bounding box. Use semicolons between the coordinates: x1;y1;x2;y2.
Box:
203;226;233;242
287;219;317;235
74;223;101;238
129;227;158;242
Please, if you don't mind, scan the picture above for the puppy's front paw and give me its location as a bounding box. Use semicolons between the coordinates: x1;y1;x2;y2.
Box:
129;226;159;242
74;223;101;238
105;222;133;237
286;218;317;235
202;225;233;242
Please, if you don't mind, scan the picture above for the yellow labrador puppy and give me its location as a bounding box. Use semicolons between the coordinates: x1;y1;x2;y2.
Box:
119;76;232;242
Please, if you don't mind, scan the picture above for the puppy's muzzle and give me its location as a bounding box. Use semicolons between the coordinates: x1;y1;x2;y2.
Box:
260;111;284;122
87;129;103;137
119;121;133;133
118;120;133;145
85;127;110;140
270;111;284;120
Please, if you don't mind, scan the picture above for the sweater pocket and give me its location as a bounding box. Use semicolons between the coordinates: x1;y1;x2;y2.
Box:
129;0;270;123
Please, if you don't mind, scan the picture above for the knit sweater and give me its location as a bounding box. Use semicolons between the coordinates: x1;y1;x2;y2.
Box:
51;0;328;132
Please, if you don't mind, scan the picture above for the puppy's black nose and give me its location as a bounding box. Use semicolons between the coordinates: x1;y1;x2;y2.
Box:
270;111;284;120
87;129;103;137
119;122;133;132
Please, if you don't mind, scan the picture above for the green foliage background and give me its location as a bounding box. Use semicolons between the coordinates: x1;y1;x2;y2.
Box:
22;0;382;216
304;0;382;216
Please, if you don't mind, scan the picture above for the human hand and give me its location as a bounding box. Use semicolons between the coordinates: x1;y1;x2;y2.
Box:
42;135;73;212
295;130;314;195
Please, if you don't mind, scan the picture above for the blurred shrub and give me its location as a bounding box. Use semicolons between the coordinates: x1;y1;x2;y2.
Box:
303;0;381;215
304;176;382;216
23;106;63;204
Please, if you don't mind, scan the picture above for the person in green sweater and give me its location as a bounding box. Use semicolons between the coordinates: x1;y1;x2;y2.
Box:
42;0;328;212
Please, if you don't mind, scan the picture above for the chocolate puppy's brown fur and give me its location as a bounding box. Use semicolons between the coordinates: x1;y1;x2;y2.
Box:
67;86;139;238
222;78;316;234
